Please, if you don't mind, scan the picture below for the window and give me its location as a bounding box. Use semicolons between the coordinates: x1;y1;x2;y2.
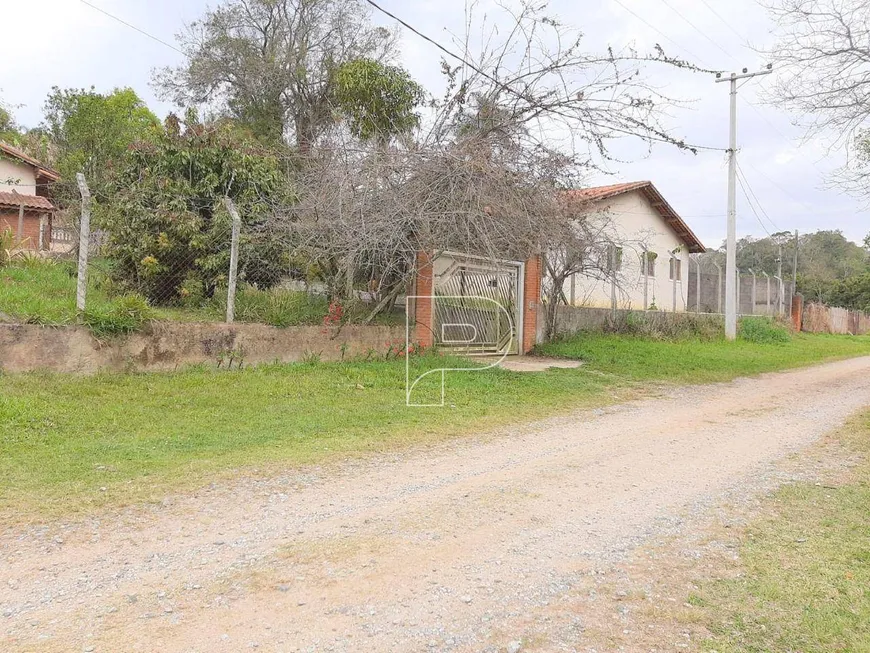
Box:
607;245;623;272
669;257;682;281
642;251;657;277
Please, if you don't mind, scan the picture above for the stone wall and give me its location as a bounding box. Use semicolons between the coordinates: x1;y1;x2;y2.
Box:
0;322;409;374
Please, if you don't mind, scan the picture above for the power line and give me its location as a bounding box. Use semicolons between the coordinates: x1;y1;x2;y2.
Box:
77;0;185;55
735;169;772;237
736;162;780;232
364;0;724;152
695;0;745;41
652;0;739;65
609;0;711;67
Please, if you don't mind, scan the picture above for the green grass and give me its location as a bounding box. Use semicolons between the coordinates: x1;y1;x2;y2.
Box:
536;331;870;384
2;333;870;519
696;410;870;652
0;259;401;332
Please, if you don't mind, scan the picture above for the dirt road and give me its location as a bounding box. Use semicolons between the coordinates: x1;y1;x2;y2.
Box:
3;357;870;652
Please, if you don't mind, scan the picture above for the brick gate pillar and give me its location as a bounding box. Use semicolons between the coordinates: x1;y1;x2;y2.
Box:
521;254;542;354
791;293;803;332
413;251;435;349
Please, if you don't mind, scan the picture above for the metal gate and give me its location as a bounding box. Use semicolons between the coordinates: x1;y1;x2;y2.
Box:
432;252;523;355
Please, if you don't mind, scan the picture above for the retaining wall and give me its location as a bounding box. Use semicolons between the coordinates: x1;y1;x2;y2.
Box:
0;322;409;374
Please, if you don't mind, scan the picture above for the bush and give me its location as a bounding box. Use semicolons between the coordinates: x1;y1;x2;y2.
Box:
218;287;329;327
738;316;791;344
80;293;155;337
604;310;723;341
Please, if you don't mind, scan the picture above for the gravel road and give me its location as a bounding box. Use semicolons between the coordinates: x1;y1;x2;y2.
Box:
2;356;870;652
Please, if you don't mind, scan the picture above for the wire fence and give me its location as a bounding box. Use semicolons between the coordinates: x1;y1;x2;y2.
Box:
0;173;409;330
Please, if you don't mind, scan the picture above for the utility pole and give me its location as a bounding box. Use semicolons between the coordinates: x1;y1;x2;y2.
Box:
777;243;783;315
716;65;772;340
792;229;799;297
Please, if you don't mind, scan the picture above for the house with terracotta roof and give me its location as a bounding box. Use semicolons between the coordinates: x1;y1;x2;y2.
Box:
0;142;59;250
562;181;705;312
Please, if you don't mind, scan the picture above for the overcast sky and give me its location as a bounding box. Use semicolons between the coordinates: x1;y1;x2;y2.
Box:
2;0;866;249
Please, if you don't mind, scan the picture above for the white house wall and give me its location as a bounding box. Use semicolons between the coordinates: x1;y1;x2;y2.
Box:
0;158;36;195
567;190;692;312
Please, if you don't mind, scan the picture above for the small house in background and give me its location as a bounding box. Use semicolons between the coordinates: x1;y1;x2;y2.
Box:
0;142;59;250
562;181;705;312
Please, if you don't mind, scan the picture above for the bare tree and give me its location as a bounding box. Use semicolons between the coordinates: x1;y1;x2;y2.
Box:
265;1;710;326
764;0;870;142
153;0;398;148
763;0;870;196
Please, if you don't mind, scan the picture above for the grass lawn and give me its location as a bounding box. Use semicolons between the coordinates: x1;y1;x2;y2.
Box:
692;410;870;652
536;331;870;384
0;259;400;332
2;332;869;519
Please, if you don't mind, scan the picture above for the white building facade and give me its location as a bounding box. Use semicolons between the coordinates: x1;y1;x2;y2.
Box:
563;182;706;312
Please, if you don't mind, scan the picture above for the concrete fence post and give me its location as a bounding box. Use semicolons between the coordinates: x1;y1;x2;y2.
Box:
714;262;723;314
610;244;617;319
75;173;91;313
736;269;742;317
749;269;757;315
774;276;785;315
761;271;770;315
695;255;701;313
223;197;242;324
17;203;24;243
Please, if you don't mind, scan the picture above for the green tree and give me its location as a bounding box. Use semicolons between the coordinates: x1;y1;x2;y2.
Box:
824;273;870;312
332;59;424;143
154;0;396;149
41;86;160;187
101;111;291;303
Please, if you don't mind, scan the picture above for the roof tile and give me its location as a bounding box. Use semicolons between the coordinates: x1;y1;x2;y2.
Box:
0;190;56;211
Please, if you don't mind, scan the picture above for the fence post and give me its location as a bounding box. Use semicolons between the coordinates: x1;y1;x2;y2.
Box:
223;197;242;324
17;203;24;243
714;262;722;314
642;249;649;310
610;244;617;319
695;255;701;313
749;269;757;315
736;269;741;317
75;173;91;313
774;275;783;315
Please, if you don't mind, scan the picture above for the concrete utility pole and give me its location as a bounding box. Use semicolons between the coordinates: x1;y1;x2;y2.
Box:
792;229;799;296
716;65;772;339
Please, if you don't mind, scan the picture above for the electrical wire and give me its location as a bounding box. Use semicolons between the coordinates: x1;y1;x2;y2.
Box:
609;0;711;67
77;0;185;55
695;0;745;41
735;168;772;236
361;0;725;153
652;0;739;64
736;162;780;233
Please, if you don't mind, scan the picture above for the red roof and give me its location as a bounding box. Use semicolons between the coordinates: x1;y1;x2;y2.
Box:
0;142;60;181
0;190;55;211
563;181;705;253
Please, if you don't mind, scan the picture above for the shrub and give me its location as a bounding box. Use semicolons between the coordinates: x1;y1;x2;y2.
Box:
604;310;723;341
80;293;155;337
738;316;791;344
220;287;329;327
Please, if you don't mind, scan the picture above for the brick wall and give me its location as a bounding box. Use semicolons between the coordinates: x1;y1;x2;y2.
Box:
413;251;435;348
0;210;50;250
521;254;542;353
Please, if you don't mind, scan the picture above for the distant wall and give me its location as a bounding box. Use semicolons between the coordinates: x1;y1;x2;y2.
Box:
0;322;409;374
686;270;794;316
